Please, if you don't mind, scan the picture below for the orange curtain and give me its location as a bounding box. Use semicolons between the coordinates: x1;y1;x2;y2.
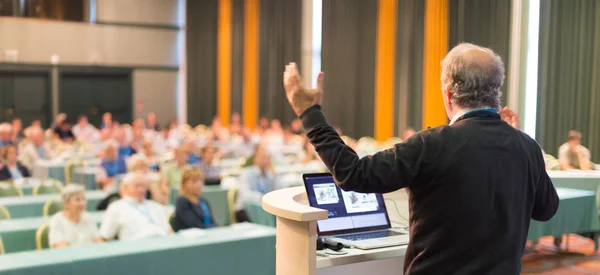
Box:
218;0;232;126
422;0;449;129
243;0;260;129
374;0;398;141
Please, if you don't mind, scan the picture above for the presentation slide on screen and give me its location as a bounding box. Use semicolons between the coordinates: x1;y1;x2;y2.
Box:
341;190;379;213
313;183;340;205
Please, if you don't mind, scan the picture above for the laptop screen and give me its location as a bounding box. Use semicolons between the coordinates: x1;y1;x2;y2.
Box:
303;173;391;236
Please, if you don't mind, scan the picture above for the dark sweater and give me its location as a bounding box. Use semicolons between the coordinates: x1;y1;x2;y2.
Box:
173;196;216;231
301;105;558;275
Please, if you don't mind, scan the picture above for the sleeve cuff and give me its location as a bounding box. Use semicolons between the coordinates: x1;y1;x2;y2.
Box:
300;105;328;130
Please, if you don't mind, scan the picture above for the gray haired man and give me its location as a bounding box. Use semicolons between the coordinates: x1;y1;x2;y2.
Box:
284;43;558;274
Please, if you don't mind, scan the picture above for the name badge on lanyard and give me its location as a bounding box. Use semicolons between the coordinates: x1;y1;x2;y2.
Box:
199;200;211;227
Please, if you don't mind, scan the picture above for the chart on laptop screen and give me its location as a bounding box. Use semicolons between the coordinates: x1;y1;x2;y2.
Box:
305;175;390;234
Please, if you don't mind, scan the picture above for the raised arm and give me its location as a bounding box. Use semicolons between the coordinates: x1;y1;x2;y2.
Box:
283;63;423;193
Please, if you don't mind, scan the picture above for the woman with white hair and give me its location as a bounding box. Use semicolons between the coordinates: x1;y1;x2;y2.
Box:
49;184;102;248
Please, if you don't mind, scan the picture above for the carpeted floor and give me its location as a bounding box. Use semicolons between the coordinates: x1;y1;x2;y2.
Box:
522;235;600;274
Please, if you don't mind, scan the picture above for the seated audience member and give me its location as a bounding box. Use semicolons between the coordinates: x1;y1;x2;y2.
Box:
130;128;144;153
402;127;416;141
72;115;99;142
222;127;256;158
290;119;303;135
23;120;42;138
559;130;593;170
237;145;278;222
195;144;220;180
49;184;103;248
128;155;169;205
182;139;200;164
146;112;160;131
116;128;136;157
298;137;319;164
0;123;13;148
98;141;127;189
0;144;31;180
100;112;112;129
256;116;270;136
139;140;159;171
50;113;67;130
173;168;216;231
54;119;75;143
264;120;284;154
100;173;171;240
11;117;23;144
161;147;191;187
19;128;54;170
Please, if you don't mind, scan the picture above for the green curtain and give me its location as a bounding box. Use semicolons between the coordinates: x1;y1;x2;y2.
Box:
321;0;377;139
448;0;512;106
537;0;600;162
395;0;425;134
186;0;218;126
258;0;302;125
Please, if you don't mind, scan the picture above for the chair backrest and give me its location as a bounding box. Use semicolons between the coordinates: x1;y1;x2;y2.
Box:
65;158;85;185
0;205;10;220
227;187;238;224
0;235;5;254
36;223;50;250
43;199;63;217
0;182;23;197
33;179;63;196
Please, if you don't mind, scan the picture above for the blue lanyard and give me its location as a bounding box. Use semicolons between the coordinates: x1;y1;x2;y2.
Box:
199;199;211;227
255;175;271;195
126;200;157;225
37;146;46;159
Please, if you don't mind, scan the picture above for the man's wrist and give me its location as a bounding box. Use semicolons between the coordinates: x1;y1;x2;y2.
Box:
300;105;328;130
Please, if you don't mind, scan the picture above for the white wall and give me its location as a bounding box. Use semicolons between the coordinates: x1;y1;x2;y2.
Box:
96;0;180;26
0;0;181;124
133;70;178;125
0;19;178;67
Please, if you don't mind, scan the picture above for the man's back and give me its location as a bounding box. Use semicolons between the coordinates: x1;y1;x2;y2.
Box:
403;117;558;274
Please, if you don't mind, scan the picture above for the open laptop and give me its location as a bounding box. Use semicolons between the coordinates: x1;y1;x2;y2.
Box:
303;173;409;250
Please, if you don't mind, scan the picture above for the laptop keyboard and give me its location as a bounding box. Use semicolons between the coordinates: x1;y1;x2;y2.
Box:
339;230;404;241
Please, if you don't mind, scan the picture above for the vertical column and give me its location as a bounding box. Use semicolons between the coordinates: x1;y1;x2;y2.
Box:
218;0;232;126
374;0;398;141
243;0;259;129
422;0;449;129
301;0;313;87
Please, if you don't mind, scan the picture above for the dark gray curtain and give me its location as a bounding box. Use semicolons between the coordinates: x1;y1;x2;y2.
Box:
322;0;377;139
186;0;218;126
395;0;425;134
449;0;511;106
258;0;302;125
231;0;244;115
537;0;600;162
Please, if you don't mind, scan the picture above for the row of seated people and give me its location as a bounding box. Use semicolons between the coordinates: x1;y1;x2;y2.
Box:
49;169;215;248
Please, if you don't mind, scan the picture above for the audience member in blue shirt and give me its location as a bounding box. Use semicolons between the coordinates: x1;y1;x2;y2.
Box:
115;129;136;157
98;142;127;189
173;168;215;231
0;144;31;181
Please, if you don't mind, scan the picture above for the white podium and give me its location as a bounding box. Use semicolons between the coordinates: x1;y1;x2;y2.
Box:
262;186;406;275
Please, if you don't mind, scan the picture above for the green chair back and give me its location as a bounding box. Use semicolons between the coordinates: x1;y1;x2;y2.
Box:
0;235;5;254
33;179;63;196
0;205;10;220
0;182;23;197
36;223;50;250
43;199;63;217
